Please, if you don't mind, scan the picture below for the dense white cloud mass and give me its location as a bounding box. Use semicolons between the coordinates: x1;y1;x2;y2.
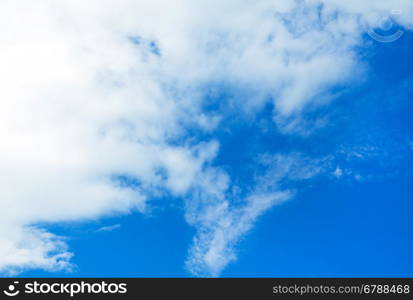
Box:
0;0;412;275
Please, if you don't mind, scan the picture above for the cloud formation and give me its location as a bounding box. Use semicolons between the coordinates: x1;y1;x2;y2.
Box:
0;0;412;275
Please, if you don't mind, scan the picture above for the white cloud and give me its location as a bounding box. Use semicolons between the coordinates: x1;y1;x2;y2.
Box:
0;0;219;273
0;0;412;275
186;191;291;277
185;154;328;276
0;226;73;276
96;224;121;232
332;167;344;178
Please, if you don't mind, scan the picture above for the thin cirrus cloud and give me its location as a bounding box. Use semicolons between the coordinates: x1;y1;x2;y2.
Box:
96;224;121;233
0;0;411;276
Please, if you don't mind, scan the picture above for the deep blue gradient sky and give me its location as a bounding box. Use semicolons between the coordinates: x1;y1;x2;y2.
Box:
21;31;413;278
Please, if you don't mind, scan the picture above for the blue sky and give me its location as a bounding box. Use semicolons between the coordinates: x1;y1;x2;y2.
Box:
21;27;413;277
1;1;413;277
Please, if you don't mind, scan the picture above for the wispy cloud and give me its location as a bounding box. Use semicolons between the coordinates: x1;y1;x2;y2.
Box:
185;153;331;276
96;224;121;233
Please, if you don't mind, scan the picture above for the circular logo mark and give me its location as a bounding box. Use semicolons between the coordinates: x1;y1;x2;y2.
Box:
367;10;404;43
3;282;20;297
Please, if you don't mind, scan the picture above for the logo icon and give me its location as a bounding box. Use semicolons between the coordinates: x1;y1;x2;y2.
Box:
3;281;20;297
367;10;404;43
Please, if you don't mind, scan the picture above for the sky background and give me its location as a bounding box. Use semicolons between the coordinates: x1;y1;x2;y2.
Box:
1;1;412;278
